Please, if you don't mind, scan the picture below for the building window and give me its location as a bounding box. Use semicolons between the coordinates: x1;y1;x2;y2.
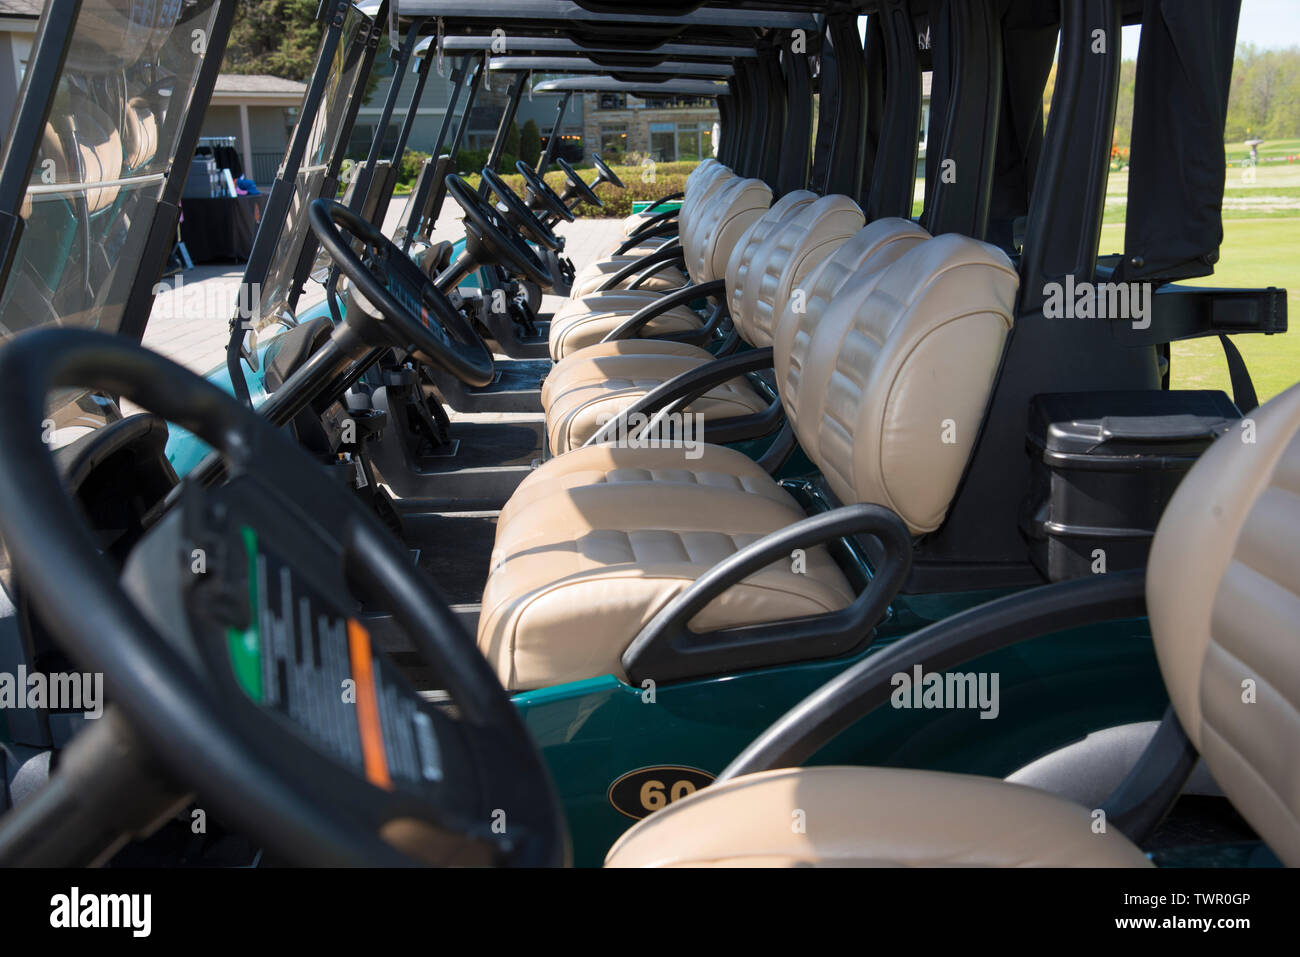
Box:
649;122;675;162
347;122;401;160
642;95;710;110
597;93;627;110
647;121;714;162
599;124;628;158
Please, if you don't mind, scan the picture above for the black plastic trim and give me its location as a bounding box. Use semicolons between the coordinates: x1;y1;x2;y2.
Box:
623;504;913;685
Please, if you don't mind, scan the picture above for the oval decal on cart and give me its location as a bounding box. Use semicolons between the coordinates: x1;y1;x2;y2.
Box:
608;766;716;820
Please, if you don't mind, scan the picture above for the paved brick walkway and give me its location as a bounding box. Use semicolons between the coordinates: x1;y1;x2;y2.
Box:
143;197;626;374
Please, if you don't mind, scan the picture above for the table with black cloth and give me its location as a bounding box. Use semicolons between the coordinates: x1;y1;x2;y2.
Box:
179;194;267;263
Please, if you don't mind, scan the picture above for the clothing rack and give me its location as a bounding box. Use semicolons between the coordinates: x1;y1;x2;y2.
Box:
195;136;245;182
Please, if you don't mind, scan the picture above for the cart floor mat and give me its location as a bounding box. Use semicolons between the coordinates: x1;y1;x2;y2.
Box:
413;511;498;604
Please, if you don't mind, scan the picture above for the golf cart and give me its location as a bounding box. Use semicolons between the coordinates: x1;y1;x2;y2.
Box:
0;0;1294;870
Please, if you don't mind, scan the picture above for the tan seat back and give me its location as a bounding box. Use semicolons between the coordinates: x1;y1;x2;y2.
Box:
684;158;724;197
674;162;732;241
123;97;159;170
775;230;1019;534
725;193;864;348
21;97;124;220
681;176;772;284
1146;381;1300;865
672;168;734;265
775;219;932;431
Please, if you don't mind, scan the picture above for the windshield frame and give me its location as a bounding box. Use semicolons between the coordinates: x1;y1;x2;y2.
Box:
229;1;377;336
0;0;238;348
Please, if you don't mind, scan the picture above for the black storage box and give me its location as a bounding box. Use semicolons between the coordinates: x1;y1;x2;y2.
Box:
1022;390;1241;581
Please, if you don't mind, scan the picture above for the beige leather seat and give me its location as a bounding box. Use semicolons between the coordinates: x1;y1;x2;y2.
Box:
550;174;770;356
551;173;786;359
480;443;857;691
606;381;1300;867
548;292;709;362
565;172;769;302
567;162;737;298
479;229;1019;690
548;166;739;357
604;766;1153;866
123;97;159;170
21;98;124;220
542;192;867;455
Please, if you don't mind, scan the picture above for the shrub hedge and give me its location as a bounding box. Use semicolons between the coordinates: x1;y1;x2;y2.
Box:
461;160;702;218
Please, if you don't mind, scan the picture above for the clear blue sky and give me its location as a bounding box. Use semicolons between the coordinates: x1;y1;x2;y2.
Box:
1234;0;1300;50
1123;0;1300;55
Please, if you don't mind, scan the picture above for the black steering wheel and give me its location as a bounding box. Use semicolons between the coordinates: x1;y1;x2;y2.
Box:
515;160;574;224
0;328;567;866
556;157;602;209
308;199;494;389
445;173;552;288
592;153;626;190
479;166;562;251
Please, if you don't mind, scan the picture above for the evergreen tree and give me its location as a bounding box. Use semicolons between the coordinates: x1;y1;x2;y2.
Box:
223;0;323;82
520;119;542;168
498;121;521;173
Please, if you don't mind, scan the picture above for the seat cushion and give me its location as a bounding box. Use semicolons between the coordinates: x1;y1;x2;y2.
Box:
497;442;799;528
549;291;704;360
541;339;713;408
604;766;1154;867
619;235;675;258
478;445;854;691
544;351;769;454
620;209;662;236
570;258;689;297
599;232;677;260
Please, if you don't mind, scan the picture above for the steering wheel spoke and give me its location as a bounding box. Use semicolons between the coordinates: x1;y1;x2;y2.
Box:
444;174;553;289
479;166;563;253
557;157;602;209
592;153;627;190
308;199;495;388
515;160;575;224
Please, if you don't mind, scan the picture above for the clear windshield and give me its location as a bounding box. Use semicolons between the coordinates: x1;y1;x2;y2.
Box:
0;0;223;339
254;4;370;327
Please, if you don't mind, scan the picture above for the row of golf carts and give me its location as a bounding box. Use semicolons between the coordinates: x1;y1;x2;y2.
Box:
0;0;1293;868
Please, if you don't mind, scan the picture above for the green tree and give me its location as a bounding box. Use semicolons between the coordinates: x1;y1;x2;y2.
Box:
223;1;323;82
498;121;521;173
224;1;390;101
1226;45;1300;141
520;119;542;168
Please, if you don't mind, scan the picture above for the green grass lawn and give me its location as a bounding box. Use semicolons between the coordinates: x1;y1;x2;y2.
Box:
1098;155;1299;401
1098;218;1298;400
1225;137;1300;162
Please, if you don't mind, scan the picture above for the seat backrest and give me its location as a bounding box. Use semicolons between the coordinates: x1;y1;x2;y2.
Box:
675;167;735;257
705;188;814;300
1146;381;1300;865
681;176;772;284
684;157;723;197
23;97;124;219
774;227;1019;534
680;161;731;221
123;97;159;170
775;219;932;422
726;193;864;349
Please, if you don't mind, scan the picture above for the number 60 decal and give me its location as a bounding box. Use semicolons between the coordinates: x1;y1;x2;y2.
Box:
607;766;716;820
